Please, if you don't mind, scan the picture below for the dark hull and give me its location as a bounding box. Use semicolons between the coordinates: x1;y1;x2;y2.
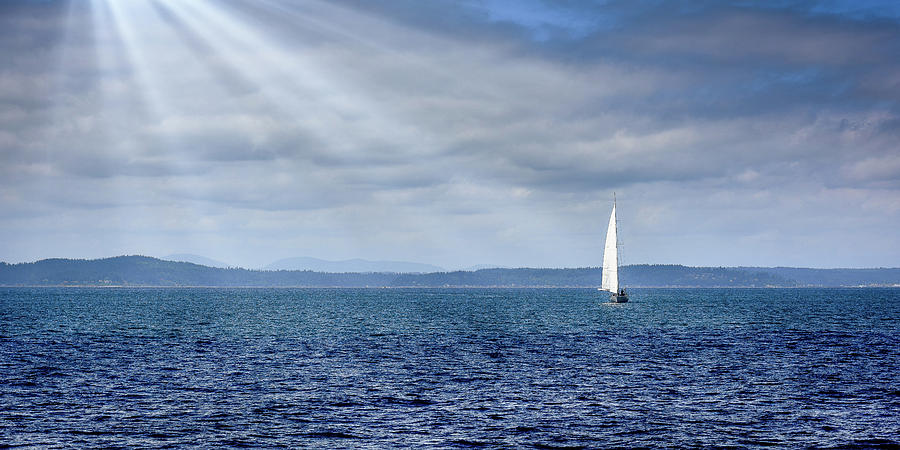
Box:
610;294;629;303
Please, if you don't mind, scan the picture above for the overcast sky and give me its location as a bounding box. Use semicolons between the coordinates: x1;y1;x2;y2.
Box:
1;0;899;269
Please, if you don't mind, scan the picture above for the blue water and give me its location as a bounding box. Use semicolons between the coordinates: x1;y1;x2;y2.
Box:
1;288;898;448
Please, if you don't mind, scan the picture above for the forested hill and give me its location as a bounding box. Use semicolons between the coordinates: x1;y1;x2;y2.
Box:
2;256;899;287
0;256;395;287
734;267;900;287
390;265;796;287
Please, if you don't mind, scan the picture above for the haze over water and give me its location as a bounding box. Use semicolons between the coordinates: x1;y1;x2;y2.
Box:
2;287;898;447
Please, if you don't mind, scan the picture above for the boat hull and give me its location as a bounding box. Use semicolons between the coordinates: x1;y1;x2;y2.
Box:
610;294;629;303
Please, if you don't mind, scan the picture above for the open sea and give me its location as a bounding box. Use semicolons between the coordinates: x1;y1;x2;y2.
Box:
1;287;898;448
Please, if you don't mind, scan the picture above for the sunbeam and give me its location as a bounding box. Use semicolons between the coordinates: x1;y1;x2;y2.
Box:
99;1;168;120
158;0;423;161
90;0;243;253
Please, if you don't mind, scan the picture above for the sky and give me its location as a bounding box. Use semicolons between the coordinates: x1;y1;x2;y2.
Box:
1;0;899;269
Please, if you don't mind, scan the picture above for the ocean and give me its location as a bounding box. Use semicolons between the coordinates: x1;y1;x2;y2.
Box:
1;287;898;448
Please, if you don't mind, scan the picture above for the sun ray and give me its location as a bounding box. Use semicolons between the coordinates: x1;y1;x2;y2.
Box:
102;0;172;121
156;0;420;159
70;0;453;259
91;0;228;254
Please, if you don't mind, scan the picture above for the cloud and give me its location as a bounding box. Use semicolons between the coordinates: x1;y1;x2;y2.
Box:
0;0;898;268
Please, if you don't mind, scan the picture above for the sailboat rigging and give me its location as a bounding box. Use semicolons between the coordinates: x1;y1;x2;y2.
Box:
601;196;628;303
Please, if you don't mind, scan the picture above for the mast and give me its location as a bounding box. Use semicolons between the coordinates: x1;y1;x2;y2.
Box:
614;193;619;271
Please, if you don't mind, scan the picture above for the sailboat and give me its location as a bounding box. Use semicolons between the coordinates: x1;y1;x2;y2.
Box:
601;196;628;303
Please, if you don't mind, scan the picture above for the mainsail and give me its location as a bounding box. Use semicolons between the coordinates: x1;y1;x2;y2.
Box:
601;204;618;293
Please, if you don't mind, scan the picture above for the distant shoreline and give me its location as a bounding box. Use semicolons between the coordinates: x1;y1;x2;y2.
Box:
2;285;898;289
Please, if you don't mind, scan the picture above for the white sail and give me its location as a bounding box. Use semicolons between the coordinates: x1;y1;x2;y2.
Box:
601;204;618;293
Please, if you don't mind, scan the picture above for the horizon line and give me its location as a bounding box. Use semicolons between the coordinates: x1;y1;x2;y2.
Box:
1;254;898;271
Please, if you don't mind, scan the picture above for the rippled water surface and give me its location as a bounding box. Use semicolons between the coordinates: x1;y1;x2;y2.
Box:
1;287;899;448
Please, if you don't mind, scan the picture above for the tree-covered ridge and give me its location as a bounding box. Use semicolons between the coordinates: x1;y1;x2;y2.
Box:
0;256;395;287
2;256;899;287
733;267;900;287
391;265;795;287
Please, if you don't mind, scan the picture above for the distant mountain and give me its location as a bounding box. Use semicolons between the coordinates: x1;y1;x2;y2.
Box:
462;264;510;271
265;257;444;273
2;256;899;287
163;254;231;268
